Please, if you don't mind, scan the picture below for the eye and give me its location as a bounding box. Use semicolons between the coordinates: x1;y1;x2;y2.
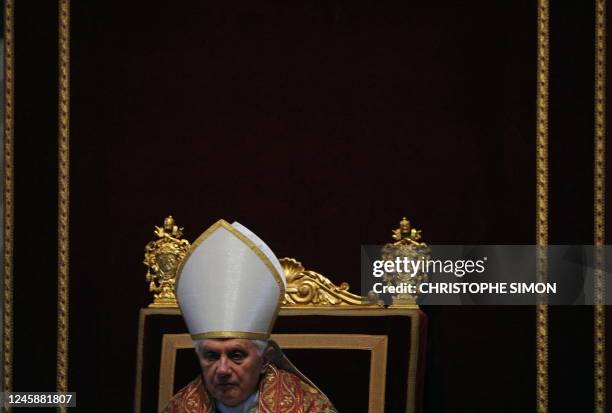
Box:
229;350;247;361
202;351;220;361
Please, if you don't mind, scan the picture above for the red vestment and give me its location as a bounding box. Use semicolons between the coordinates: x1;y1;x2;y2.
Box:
163;364;337;413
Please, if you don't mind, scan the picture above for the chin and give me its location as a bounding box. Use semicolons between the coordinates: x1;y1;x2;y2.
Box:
215;390;245;406
218;395;243;406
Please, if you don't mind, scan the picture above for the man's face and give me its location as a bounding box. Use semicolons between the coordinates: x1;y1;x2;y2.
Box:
196;339;265;406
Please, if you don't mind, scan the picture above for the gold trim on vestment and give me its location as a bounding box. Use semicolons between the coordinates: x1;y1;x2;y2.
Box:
57;1;71;408
2;0;14;406
191;331;270;341
175;219;285;337
536;2;549;413
594;1;606;412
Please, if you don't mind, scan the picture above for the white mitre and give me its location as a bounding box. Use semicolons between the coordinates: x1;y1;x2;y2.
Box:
176;219;329;398
176;219;285;340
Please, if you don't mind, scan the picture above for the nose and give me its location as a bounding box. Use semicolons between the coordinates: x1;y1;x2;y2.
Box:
216;356;232;378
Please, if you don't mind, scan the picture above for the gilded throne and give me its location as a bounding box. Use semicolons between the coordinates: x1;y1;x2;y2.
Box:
134;217;427;413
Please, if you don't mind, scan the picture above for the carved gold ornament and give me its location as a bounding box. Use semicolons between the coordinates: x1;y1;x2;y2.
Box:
280;258;377;306
144;216;190;307
382;217;430;306
143;218;378;308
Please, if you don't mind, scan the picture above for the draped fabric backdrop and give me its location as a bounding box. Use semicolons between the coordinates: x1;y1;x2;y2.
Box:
4;1;611;412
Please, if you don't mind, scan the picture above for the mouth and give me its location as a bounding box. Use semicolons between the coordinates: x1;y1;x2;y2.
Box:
216;383;238;392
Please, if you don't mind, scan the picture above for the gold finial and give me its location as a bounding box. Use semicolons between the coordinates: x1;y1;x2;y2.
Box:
392;216;422;244
382;216;429;308
144;216;190;308
154;215;184;239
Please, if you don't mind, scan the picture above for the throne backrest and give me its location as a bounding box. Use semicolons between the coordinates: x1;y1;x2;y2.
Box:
134;258;427;413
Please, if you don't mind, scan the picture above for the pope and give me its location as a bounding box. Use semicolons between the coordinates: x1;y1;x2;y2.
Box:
163;219;336;413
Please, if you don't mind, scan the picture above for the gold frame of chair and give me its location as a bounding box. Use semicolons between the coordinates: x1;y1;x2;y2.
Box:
134;304;423;413
158;332;388;413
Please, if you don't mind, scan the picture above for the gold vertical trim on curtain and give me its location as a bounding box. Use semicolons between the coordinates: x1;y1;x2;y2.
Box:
57;0;70;410
536;1;550;413
594;1;606;412
2;0;14;410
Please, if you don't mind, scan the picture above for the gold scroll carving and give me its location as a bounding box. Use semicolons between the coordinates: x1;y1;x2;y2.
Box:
280;258;377;306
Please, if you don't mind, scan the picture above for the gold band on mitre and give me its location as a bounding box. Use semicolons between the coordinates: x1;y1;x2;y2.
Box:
191;331;271;341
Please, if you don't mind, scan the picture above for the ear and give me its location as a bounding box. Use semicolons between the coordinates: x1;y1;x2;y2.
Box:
261;346;275;372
